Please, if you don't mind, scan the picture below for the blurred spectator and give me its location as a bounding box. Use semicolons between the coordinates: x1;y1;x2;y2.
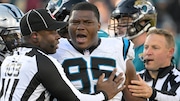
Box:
12;0;27;13
152;0;170;28
161;18;180;69
89;0;117;33
93;1;110;32
25;0;48;12
167;0;180;34
0;0;10;3
152;0;180;33
7;0;48;13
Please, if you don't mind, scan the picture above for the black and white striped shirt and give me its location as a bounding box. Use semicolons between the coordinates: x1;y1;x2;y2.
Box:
0;45;107;101
138;65;180;101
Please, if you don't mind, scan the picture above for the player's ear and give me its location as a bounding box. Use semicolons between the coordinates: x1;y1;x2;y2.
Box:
98;22;101;31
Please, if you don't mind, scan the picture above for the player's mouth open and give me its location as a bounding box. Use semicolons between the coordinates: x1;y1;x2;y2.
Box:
76;34;87;43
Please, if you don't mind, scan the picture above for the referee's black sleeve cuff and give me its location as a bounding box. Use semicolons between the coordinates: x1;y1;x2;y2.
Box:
96;90;108;101
149;88;157;100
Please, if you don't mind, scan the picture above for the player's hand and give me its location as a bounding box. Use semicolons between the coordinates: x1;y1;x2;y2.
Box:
96;68;125;99
128;74;153;98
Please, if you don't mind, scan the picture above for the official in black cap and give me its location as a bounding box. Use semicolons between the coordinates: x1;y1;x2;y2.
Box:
20;8;67;54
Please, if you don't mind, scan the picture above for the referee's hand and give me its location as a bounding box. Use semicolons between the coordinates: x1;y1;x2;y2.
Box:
96;68;125;99
128;74;153;98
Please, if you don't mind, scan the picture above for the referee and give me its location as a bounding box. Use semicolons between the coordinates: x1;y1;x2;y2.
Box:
128;28;180;101
0;8;124;101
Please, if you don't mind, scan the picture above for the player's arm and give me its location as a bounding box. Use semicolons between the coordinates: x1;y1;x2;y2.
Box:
122;59;147;101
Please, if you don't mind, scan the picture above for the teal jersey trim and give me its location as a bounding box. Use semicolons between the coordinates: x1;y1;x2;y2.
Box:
133;44;145;71
122;38;130;60
98;30;109;38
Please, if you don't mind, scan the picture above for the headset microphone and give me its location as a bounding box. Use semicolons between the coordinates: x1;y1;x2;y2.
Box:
144;59;148;63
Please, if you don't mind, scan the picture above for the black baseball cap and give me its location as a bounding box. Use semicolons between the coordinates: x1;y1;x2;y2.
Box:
20;8;68;36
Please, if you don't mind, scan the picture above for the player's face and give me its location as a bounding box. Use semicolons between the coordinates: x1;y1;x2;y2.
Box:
0;27;22;51
1;30;22;51
37;30;60;54
68;10;100;50
143;34;173;71
117;17;133;37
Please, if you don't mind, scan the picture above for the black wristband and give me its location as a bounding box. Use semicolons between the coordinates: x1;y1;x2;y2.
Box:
149;88;157;100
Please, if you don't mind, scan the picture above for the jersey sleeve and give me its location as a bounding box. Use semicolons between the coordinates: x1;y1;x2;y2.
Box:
125;40;135;62
149;87;180;101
